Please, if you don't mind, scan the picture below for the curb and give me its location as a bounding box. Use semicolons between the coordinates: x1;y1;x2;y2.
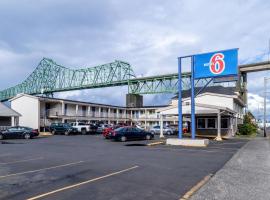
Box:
180;174;213;200
147;141;165;146
38;132;53;137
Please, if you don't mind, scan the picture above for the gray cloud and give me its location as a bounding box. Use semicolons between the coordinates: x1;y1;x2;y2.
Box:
0;0;270;117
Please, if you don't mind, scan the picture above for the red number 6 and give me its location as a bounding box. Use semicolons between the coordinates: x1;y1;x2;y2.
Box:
210;53;225;74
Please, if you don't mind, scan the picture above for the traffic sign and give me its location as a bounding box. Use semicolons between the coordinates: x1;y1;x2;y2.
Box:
194;49;238;79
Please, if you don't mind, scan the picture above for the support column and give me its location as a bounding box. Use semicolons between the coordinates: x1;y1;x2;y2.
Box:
11;116;15;126
98;107;101;120
61;102;65;116
75;105;79;122
160;114;164;138
108;108;111;124
116;109;119;124
230;117;234;137
216;110;222;141
124;109;127;123
144;109;147;129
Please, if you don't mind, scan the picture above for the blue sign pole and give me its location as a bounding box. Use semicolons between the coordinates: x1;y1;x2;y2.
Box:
191;56;195;139
178;57;182;139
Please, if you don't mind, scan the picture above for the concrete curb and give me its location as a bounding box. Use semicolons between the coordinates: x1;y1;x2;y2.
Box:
190;138;270;200
147;141;165;146
38;132;53;137
180;174;213;200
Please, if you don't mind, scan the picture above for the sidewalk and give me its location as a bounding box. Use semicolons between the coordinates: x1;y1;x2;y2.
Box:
191;138;270;200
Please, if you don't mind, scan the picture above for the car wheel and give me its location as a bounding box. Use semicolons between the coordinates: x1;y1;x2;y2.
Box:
146;134;151;140
24;133;31;139
166;131;172;135
120;136;127;142
64;131;69;136
51;130;56;135
0;134;3;140
81;129;87;135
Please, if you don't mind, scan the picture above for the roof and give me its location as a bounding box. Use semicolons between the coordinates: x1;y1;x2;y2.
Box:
0;102;21;117
172;86;237;99
158;103;236;116
11;93;167;109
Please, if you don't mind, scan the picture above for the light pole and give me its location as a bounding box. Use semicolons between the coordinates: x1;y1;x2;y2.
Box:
263;77;270;137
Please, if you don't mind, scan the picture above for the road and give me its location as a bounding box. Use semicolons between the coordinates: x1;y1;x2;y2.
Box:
0;135;247;200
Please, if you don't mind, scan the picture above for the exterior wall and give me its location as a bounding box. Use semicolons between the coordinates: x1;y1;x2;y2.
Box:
11;95;40;130
9;93;244;136
196;116;232;136
171;94;237;111
195;94;233;110
233;101;244;120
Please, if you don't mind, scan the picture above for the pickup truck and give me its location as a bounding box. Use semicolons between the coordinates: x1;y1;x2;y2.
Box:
70;122;97;134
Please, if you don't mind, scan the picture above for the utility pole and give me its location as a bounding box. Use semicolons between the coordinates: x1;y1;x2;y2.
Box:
264;77;267;137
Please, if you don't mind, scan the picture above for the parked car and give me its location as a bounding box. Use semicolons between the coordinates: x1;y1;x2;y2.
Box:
70;122;97;134
102;124;125;139
0;126;39;140
150;125;175;135
49;123;78;135
97;124;110;134
111;127;154;142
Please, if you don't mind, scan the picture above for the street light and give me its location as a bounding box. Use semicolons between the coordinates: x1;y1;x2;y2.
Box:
263;77;270;137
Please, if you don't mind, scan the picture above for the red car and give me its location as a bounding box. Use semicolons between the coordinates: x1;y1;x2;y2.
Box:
102;127;114;139
103;124;127;139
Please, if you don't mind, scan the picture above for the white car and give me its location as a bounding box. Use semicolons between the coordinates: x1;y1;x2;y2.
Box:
70;122;91;135
150;125;175;135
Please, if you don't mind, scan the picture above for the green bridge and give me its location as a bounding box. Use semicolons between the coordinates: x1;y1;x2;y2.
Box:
1;57;266;102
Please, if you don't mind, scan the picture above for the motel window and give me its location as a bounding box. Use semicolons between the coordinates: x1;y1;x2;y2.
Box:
221;118;229;129
197;118;206;129
207;118;216;129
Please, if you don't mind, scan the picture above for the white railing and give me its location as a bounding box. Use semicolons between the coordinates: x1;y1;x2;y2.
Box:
0;126;10;131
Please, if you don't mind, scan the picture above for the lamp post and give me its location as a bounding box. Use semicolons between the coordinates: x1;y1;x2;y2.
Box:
263;77;270;137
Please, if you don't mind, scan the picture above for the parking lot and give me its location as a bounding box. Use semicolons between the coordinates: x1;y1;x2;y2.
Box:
0;135;247;200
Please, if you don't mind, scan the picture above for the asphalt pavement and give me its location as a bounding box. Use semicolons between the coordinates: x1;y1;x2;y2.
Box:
0;135;247;200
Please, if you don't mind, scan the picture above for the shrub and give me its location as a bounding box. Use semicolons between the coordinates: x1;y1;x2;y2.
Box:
237;113;257;135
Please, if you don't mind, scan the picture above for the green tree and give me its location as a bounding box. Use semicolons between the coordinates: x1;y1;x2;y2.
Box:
238;112;258;135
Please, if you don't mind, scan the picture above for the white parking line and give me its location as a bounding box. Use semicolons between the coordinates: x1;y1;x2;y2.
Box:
207;147;240;151
27;165;139;200
149;147;235;154
0;153;11;157
214;142;247;146
0;161;84;179
0;157;44;165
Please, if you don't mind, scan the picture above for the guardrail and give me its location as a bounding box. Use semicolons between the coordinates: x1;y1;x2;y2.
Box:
0;126;10;131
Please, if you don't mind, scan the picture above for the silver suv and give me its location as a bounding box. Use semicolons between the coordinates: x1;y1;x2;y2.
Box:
150;125;175;135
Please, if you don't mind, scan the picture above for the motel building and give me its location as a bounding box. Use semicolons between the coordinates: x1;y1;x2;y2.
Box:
9;86;244;137
0;102;21;131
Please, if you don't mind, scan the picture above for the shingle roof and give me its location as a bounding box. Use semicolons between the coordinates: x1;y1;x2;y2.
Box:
0;102;21;117
172;86;236;99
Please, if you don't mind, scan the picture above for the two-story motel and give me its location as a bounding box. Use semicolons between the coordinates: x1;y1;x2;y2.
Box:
9;86;245;137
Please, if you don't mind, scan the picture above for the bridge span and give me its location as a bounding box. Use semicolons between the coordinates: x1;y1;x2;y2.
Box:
0;58;269;102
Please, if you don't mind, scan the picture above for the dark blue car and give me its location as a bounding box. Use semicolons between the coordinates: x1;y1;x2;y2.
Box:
113;127;154;142
0;126;39;140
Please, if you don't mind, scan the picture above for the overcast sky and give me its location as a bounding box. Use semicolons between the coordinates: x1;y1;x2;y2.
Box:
0;0;270;119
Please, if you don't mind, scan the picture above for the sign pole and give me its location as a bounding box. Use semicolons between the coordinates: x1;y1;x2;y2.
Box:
178;57;183;139
191;56;196;139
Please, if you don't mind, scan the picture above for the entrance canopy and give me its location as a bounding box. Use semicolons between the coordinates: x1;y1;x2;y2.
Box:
157;103;236;139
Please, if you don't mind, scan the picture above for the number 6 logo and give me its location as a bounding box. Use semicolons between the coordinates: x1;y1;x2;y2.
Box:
209;53;225;74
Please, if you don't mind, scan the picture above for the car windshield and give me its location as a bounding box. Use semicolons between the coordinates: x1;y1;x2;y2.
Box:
114;127;126;132
133;128;142;132
63;124;72;128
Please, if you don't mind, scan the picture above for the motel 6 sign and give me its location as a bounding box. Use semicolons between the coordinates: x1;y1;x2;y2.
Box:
194;48;238;79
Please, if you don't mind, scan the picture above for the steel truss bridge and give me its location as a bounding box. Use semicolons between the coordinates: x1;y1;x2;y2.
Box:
0;58;269;102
